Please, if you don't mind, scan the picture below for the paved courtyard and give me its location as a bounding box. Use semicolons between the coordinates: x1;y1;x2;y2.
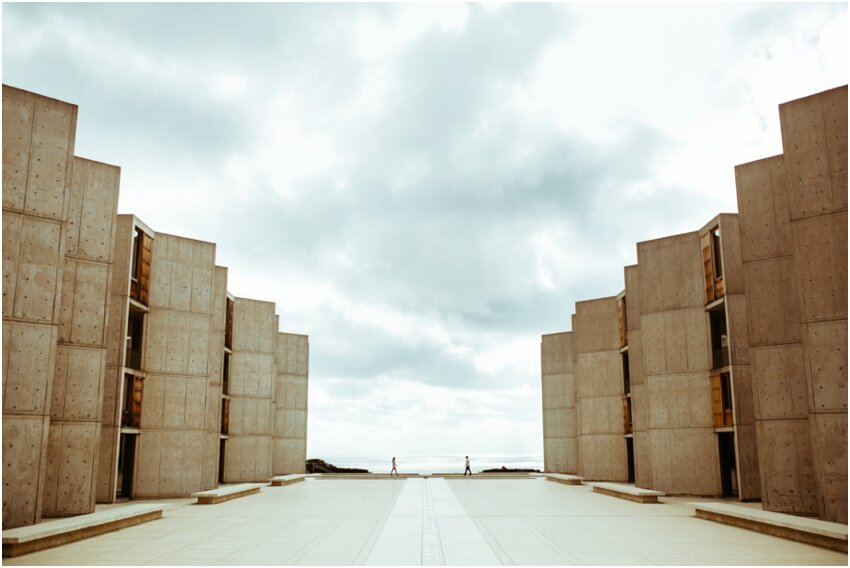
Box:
6;477;846;565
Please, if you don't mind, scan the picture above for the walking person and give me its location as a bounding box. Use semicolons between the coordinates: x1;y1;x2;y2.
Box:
391;456;398;476
464;455;472;476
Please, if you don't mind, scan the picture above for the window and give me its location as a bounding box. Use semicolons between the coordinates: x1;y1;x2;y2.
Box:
711;372;733;427
125;308;145;371
121;374;143;428
709;307;729;369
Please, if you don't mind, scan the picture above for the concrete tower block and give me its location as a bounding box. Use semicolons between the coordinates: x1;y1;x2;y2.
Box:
541;331;575;473
3;85;78;528
274;332;309;474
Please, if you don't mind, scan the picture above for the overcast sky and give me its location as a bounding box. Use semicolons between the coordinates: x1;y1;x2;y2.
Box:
3;3;846;462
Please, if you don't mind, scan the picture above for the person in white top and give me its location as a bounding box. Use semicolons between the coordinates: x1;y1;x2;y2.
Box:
464;455;472;476
391;456;398;476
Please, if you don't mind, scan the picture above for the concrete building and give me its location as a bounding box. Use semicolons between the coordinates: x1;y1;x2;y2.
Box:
542;86;846;522
540;331;575;473
2;85;309;528
735;85;847;523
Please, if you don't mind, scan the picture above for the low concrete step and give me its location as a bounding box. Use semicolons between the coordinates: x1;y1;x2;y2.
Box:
192;483;265;504
588;482;665;503
694;502;848;552
269;474;307;487
2;503;164;558
545;473;583;485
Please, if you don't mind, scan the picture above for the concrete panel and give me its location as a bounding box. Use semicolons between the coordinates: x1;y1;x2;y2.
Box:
140;374;165;428
283;439;306;474
2;211;22;318
820;86;848;207
578;435;627;481
66;158;120;262
135;431;162;496
647;374;712;429
162;378;188;429
810;413;848;523
58;259;109;346
575;298;619;354
23;94;76;220
736;423;761;501
717;215;746;295
725;294;750;366
51;345;103;420
641;310;709;375
736;157;794;263
108;215;135;296
637;233;703;314
780;90;840;220
649;428;719;495
10;215;64;323
751;344;808;420
95;425;119;502
743;257;802;346
3;320;57;414
190;240;215;315
792;212;847;322
803;321;847;412
541;332;573;374
756;419;818;515
42;421;99;516
541;374;565;409
202;433;219;490
2;415;50;528
2;86;35;211
624;265;641;331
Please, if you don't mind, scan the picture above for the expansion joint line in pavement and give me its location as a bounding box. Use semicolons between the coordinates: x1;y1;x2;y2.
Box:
353;482;407;565
422;479;446;565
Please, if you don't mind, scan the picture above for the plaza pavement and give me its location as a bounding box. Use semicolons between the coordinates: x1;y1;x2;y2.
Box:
5;477;846;566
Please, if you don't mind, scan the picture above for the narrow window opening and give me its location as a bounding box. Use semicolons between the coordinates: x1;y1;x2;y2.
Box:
709;308;729;369
125;308;145;371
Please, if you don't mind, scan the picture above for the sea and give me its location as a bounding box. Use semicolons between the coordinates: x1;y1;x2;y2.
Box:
319;454;544;474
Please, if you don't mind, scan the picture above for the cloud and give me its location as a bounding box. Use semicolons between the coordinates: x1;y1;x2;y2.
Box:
3;3;846;459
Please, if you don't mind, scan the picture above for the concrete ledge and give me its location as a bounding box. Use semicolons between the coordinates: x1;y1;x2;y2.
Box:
545;473;583;486
192;483;264;504
589;482;664;503
270;474;307;487
694;503;848;552
2;504;164;558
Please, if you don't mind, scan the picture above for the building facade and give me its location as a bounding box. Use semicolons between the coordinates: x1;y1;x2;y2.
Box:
541;86;847;522
2;85;310;528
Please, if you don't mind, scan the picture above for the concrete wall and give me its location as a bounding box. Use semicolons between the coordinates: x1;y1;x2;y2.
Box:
780;86;847;523
3;86;78;527
541;331;576;473
133;233;216;497
224;297;277;481
43;157;119;517
574;297;627;481
274;332;309;474
624;264;652;489
737;86;847;522
636;232;720;495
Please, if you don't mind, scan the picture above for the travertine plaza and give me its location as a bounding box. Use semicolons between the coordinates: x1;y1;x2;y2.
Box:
542;86;848;523
2;84;309;529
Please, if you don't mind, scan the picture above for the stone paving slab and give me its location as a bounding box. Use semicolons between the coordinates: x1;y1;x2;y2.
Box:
4;478;847;566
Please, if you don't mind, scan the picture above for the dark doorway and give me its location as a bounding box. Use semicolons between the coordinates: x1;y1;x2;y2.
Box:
218;439;226;484
626;437;635;483
718;432;738;497
117;434;136;499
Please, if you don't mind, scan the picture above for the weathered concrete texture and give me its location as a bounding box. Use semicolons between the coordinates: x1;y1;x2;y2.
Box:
202;266;227;490
541;332;575;474
133;234;216;497
636;232;719;496
274;332;309;474
44;158;119;518
2;85;78;528
574;298;627;481
737;86;848;522
225;298;277;481
624;265;652;489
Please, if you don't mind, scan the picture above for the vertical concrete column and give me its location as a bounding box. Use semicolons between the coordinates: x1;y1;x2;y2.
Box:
541;332;575;473
133;234;216;497
96;214;143;502
2;86;77;527
225;298;276;481
624;264;652;488
737;155;817;514
574;297;627;481
779;87;848;523
273;332;309;474
636;233;719;495
43;157;119;517
202;266;228;489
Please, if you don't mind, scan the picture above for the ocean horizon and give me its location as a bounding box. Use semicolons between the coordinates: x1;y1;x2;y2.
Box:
315;454;544;474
